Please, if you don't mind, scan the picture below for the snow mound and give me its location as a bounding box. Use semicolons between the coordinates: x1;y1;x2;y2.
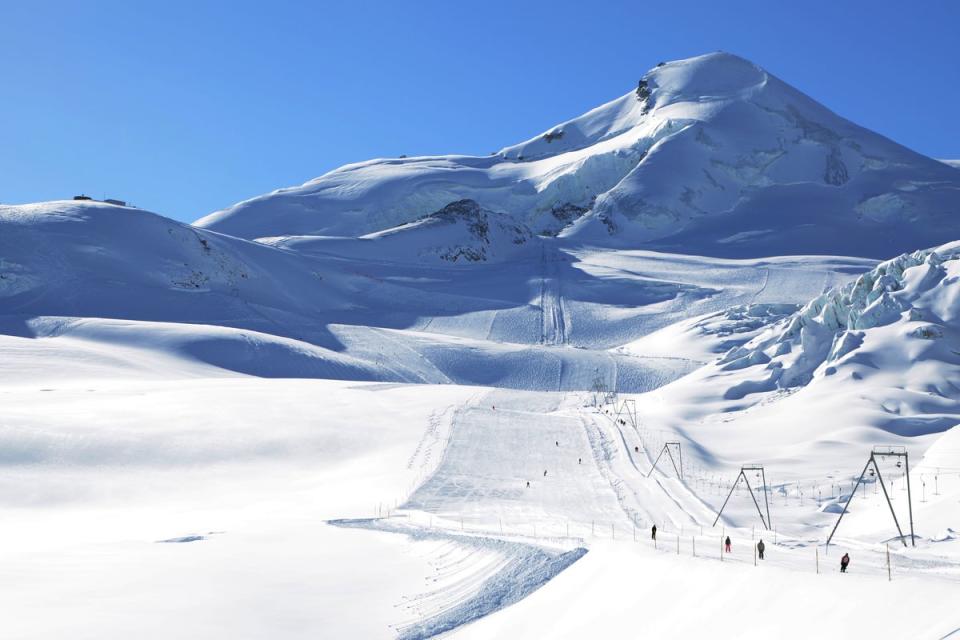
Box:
0;200;355;323
197;52;960;258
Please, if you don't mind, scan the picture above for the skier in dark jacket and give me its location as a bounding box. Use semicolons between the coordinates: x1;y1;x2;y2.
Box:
841;553;850;573
757;539;765;560
651;525;657;541
725;536;732;553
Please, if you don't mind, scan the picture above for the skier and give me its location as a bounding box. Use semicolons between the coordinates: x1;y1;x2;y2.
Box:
725;536;732;553
757;539;765;560
651;524;657;541
578;458;582;464
543;469;547;477
526;481;530;488
555;441;559;447
840;553;850;573
634;446;639;453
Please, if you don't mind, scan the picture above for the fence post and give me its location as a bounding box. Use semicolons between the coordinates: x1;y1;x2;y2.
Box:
720;537;724;561
754;541;757;566
886;544;891;582
692;536;696;557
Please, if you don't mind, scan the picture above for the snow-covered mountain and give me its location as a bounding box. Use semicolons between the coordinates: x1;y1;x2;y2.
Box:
5;52;960;640
197;52;960;259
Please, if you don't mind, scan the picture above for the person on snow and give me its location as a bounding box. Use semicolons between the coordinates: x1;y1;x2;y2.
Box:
725;536;732;553
634;446;639;453
543;469;548;477
757;539;765;560
841;553;850;573
651;525;657;541
578;458;582;464
526;481;530;488
555;441;559;447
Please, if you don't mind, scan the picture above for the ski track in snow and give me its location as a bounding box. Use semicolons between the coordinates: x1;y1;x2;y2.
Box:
328;517;586;640
8;49;960;639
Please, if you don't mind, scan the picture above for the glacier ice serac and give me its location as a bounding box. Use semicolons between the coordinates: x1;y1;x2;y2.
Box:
2;52;960;640
197;52;960;260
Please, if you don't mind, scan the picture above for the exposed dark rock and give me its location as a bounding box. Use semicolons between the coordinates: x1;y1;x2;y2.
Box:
543;130;564;143
824;148;849;186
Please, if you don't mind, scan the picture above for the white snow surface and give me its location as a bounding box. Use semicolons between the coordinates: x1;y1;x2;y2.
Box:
4;53;960;640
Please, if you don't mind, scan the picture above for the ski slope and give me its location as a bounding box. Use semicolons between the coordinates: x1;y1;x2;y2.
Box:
4;205;959;639
3;52;960;640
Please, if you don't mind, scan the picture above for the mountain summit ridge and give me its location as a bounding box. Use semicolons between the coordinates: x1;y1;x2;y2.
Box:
196;52;960;259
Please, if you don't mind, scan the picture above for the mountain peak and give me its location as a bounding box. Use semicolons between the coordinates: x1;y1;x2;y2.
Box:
196;53;960;259
644;51;767;101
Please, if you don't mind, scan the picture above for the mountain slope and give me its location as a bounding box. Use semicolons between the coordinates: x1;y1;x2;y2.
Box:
653;240;960;452
263;199;539;265
196;52;960;259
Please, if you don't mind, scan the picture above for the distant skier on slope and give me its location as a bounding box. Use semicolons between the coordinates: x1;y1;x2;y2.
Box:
526;481;530;488
651;525;657;541
555;441;559;447
725;536;732;553
841;553;850;573
543;469;548;477
578;458;582;464
757;539;765;560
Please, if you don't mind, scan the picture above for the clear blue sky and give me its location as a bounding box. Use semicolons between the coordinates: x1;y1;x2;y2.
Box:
2;0;958;223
